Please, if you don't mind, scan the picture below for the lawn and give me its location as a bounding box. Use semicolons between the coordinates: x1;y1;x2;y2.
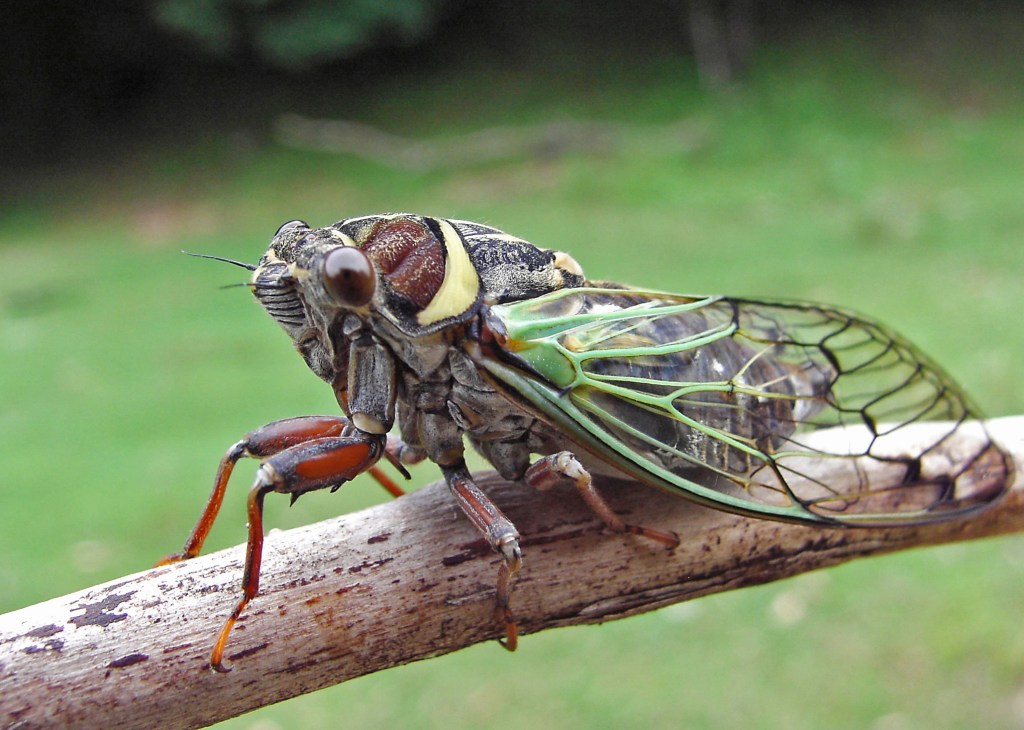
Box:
2;22;1023;730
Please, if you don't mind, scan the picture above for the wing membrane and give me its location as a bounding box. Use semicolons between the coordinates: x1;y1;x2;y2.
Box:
480;287;1010;525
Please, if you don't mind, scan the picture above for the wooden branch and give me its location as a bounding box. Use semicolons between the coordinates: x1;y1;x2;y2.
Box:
2;417;1022;730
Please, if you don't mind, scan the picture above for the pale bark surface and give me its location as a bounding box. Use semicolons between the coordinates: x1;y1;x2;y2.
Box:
1;417;1022;730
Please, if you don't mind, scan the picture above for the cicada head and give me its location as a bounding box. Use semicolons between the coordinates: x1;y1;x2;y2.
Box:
254;215;478;339
251;213;588;392
256;213;587;329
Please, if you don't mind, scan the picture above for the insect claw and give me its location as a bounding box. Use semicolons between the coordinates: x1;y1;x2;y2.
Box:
210;605;244;673
497;609;519;652
382;447;413;480
492;534;523;651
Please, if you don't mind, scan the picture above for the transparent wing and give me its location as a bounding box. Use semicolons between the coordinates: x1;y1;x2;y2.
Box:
481;287;1010;525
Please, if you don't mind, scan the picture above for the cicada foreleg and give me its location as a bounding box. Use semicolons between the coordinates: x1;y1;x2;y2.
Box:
209;430;389;671
441;464;523;651
526;452;680;548
157;416;410;567
156;415;395;672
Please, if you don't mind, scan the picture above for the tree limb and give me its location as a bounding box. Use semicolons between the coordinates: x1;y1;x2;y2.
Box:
2;417;1022;730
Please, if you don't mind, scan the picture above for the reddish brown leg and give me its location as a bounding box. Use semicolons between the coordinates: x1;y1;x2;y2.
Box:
205;432;387;672
155;416;389;672
157;416;412;565
157;416;353;565
442;464;523;651
210;479;273;672
368;466;406;498
526;452;679;548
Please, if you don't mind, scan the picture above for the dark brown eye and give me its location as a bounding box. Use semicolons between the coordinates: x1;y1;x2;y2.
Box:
275;220;309;236
323;246;375;307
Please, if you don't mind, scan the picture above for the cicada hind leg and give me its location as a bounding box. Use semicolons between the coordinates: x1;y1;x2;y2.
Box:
527;452;680;548
441;464;524;651
440;452;678;653
157;415;407;672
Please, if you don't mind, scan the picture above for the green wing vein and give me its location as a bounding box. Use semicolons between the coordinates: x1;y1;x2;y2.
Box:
481;287;1010;526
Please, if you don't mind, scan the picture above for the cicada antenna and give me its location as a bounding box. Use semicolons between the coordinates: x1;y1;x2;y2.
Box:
183;251;258;271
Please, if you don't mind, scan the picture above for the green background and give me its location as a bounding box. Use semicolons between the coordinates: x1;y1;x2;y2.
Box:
2;5;1023;728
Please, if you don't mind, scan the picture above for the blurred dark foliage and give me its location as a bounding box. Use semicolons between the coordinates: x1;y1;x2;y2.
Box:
0;0;673;164
0;1;1018;169
152;0;452;68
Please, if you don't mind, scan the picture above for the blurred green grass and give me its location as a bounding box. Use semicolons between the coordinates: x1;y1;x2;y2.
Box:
2;33;1024;730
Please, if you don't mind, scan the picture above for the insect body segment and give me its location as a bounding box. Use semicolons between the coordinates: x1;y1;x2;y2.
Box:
164;214;1011;671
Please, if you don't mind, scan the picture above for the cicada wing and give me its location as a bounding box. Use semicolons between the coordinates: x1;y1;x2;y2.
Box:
481;287;1010;526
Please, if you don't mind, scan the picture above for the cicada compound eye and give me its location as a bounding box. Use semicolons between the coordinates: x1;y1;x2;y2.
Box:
322;246;376;308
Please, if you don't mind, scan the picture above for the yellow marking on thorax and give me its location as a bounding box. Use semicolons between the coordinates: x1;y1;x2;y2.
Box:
417;218;481;326
552;250;583;277
328;229;357;246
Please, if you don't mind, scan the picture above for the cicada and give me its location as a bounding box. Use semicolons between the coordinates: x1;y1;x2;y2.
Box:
160;214;1011;671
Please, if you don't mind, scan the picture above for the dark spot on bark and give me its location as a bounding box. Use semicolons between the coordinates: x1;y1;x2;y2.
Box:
108;653;148;669
23;638;64;655
162;642;194;654
442;539;492;566
228;642;269;663
25;624;63;639
283;574;326;591
70;591;136;628
268;656;320;675
347;557;394;574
